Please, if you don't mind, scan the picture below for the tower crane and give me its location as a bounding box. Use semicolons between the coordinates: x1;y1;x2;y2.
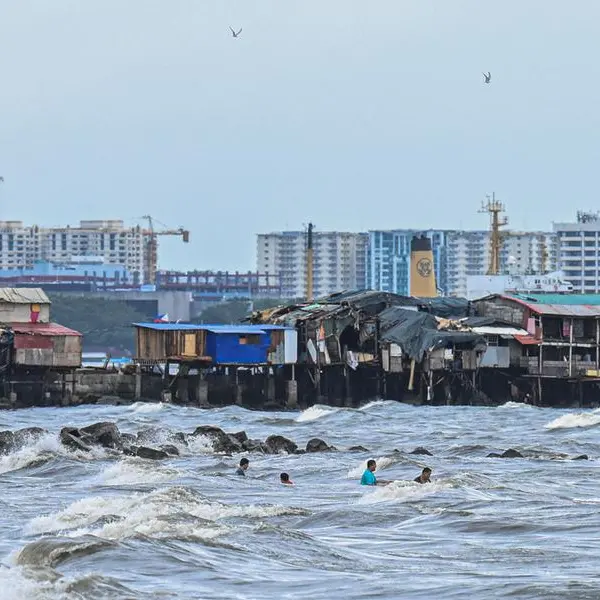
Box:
142;215;190;285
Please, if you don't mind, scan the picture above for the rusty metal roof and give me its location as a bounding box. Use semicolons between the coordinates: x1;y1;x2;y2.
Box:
10;322;81;336
497;295;600;317
0;288;50;304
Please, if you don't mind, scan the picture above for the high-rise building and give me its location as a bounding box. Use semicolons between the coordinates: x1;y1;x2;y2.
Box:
554;212;600;293
368;229;557;297
256;231;368;299
0;220;147;282
366;230;447;296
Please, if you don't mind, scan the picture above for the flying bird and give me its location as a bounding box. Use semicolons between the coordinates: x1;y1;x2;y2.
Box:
229;27;242;38
483;72;491;84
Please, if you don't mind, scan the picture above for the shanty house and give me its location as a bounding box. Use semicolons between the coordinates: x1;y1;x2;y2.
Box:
133;323;297;366
0;288;50;324
474;294;600;377
11;323;82;368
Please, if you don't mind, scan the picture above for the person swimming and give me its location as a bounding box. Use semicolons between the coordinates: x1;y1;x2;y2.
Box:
280;472;294;485
236;457;249;476
414;467;431;484
360;459;390;486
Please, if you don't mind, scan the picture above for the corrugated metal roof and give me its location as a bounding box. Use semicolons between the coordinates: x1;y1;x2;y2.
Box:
133;323;270;334
501;295;600;317
10;322;81;336
133;323;206;331
509;293;600;306
202;325;267;334
0;288;50;304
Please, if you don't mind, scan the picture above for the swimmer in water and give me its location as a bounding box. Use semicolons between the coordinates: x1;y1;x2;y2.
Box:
280;472;294;485
236;457;249;476
414;467;431;484
361;459;391;486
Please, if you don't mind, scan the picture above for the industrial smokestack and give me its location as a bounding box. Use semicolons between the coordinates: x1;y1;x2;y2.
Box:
410;235;437;297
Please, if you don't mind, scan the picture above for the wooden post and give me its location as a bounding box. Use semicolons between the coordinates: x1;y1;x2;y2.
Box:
569;317;574;378
408;359;416;391
135;364;142;399
537;376;542;406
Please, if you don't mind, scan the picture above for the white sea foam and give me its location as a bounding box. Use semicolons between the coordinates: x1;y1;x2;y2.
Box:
93;459;179;487
130;402;166;414
0;433;108;475
359;400;395;411
357;480;449;504
186;434;217;454
0;564;64;600
347;456;396;479
295;405;338;423
27;486;306;543
544;409;600;430
499;401;534;409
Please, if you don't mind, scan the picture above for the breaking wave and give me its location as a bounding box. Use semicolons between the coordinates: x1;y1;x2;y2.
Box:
295;405;339;423
130;402;166;414
346;456;397;479
357;480;450;504
92;459;180;487
26;486;309;543
544;409;600;430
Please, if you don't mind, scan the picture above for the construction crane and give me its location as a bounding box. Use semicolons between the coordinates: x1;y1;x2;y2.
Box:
479;193;508;275
142;215;190;285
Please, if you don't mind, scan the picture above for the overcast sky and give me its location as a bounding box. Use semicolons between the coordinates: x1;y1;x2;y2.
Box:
1;1;599;271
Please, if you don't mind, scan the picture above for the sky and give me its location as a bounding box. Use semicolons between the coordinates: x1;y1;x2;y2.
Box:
1;1;599;271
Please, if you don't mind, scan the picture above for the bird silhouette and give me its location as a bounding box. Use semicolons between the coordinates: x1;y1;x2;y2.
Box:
229;27;242;38
483;72;491;84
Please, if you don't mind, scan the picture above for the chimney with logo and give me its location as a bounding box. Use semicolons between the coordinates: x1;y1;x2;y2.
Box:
410;235;437;297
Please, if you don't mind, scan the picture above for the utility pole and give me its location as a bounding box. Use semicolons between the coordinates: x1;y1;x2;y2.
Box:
306;223;314;301
479;193;508;275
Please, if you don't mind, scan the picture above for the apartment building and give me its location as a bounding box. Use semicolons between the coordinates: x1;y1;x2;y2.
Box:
0;220;147;280
366;230;448;296
445;230;557;297
256;231;368;299
554;214;600;293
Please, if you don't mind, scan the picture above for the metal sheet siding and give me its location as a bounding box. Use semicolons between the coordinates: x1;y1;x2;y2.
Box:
284;329;298;363
206;331;271;364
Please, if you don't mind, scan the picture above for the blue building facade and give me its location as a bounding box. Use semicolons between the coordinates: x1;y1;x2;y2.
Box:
367;230;448;296
203;325;273;365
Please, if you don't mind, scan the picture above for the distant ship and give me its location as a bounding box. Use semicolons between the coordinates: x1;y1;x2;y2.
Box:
466;271;574;300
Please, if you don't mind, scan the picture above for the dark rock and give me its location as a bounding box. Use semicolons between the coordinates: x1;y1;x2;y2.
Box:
80;422;121;449
294;449;306;455
572;454;589;460
191;425;242;453
242;438;268;453
60;428;92;452
160;444;180;457
121;433;137;445
231;431;248;444
0;431;15;454
501;448;523;459
306;438;333;453
349;445;370;453
410;447;433;456
264;435;298;454
122;445;137;457
136;446;169;460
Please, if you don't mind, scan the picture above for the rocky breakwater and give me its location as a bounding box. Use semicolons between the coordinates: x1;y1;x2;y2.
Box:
55;422;336;460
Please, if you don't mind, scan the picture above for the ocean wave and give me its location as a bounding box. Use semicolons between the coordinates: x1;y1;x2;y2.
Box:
346;456;397;479
499;401;535;409
92;459;180;487
358;400;397;411
544;409;600;430
357;480;449;504
295;405;339;423
27;486;309;543
0;433;108;475
130;402;166;414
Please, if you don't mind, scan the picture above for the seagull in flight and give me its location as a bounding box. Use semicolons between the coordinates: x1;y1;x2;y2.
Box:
229;27;242;38
482;72;491;84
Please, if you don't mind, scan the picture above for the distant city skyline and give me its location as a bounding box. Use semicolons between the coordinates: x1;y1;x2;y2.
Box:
1;1;599;272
